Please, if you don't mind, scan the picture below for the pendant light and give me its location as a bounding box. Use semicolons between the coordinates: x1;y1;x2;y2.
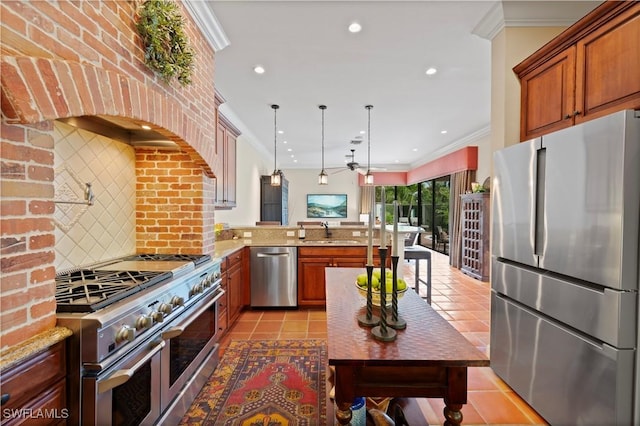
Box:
270;104;281;186
364;105;374;186
318;105;328;185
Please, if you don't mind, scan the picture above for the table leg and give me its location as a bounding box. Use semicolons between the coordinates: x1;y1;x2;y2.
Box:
443;403;463;426
414;257;420;295
427;255;432;304
335;401;352;425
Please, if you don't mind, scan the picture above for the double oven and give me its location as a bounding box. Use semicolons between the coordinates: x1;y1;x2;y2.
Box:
55;254;223;425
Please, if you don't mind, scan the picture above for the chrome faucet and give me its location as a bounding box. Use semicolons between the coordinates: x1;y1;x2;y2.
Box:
322;222;332;238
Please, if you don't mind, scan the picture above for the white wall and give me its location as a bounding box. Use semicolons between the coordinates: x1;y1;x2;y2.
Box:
281;168;363;225
214;134;271;227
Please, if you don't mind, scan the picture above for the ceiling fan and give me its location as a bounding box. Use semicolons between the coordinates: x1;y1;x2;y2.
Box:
329;149;385;175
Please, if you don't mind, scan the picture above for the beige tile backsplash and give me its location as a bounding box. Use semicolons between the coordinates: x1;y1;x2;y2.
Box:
54;121;136;270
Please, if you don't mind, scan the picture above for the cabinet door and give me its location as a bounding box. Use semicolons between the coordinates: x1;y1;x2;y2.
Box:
227;264;243;324
575;5;640;122
297;257;332;307
214;125;226;205
225;132;237;206
520;46;576;141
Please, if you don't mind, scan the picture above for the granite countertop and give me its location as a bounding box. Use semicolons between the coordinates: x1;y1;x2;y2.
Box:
0;326;72;372
213;238;379;259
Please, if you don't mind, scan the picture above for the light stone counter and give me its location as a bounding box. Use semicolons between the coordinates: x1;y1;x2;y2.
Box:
0;326;72;372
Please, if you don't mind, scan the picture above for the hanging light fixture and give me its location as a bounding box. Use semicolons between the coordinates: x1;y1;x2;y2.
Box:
318;105;328;185
364;105;374;185
270;104;281;186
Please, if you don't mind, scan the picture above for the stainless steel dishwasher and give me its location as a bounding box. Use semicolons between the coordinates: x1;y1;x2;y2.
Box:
250;247;297;307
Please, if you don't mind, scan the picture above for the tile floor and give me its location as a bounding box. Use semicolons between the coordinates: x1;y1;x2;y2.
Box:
219;250;548;425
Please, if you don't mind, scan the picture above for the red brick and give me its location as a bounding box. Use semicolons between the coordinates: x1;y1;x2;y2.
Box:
0;309;28;332
68;62;95;115
28;200;54;215
1;58;41;121
0;200;26;216
36;58;70;119
0;236;26;255
27;165;54;182
29;234;55;251
0;315;56;349
0;4;27;37
29;25;79;63
53;60;83;117
58;0;98;35
30;299;56;320
1;161;25;180
0;272;26;293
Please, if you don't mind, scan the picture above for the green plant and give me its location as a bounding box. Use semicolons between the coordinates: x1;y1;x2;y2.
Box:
136;0;195;86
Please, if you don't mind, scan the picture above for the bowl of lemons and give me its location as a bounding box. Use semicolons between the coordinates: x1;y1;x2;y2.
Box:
355;268;408;307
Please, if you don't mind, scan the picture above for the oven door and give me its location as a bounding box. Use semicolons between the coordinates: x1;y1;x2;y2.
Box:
83;338;165;426
160;285;224;416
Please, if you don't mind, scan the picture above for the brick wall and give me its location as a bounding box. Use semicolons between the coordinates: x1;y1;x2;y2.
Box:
1;1;217;349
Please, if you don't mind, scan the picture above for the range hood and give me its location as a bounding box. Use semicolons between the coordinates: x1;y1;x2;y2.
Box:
58;115;180;150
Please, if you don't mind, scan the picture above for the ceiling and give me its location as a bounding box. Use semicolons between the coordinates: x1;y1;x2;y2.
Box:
189;1;600;174
209;1;496;172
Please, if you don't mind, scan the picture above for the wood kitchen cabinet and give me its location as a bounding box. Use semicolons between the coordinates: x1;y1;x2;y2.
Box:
1;341;67;425
217;247;247;339
297;246;389;307
214;92;240;209
515;1;640;141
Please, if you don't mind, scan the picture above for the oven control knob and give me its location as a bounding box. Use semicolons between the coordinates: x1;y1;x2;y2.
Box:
115;325;135;343
202;276;211;288
190;284;203;296
170;296;184;307
151;311;164;323
158;303;173;315
214;271;221;280
135;315;152;330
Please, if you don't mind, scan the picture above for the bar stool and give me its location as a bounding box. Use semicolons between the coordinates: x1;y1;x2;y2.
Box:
404;244;432;304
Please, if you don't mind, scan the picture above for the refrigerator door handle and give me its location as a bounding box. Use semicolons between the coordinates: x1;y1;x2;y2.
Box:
534;147;546;259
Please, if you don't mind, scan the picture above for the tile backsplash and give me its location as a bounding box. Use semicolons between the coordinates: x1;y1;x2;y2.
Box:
54;121;136;270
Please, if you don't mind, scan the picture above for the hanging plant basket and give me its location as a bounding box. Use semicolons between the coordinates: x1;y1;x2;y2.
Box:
136;0;195;86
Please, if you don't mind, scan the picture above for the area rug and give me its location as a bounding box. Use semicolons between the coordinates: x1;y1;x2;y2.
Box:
181;339;327;426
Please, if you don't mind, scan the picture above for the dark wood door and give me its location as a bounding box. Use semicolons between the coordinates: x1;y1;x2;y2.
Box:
227;263;243;324
298;257;332;306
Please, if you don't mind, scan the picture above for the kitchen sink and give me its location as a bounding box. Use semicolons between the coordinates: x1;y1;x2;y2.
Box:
302;240;362;244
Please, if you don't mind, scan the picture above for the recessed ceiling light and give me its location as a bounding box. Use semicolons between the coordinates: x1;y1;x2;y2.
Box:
253;65;265;74
278;130;284;134
359;130;366;135
293;159;298;163
141;124;151;130
282;140;287;144
287;148;292;152
425;67;437;75
441;130;448;134
412;148;418;152
290;154;295;158
348;22;362;33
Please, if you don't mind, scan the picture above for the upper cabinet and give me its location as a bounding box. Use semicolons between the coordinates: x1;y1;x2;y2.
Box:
515;1;640;141
214;92;241;209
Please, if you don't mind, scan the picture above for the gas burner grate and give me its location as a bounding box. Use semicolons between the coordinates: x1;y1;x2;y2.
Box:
55;270;171;313
122;253;211;266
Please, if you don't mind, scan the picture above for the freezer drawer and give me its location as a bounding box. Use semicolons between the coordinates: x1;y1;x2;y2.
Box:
491;293;635;426
492;259;637;348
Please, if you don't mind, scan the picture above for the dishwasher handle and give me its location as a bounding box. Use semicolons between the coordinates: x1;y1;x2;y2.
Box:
256;252;290;258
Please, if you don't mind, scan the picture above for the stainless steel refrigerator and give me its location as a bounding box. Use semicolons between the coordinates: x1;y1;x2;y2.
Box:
491;110;640;425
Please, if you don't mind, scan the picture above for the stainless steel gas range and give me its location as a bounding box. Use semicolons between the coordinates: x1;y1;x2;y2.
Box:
55;254;223;425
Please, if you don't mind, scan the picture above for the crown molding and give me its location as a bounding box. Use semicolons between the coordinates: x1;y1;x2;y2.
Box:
473;1;600;40
183;0;230;52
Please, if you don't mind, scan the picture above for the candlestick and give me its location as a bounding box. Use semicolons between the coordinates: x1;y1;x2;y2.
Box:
392;200;398;256
379;187;386;248
387;255;406;330
371;247;396;342
367;192;374;265
357;265;380;327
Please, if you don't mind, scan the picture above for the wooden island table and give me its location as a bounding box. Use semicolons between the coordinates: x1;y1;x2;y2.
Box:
325;268;489;425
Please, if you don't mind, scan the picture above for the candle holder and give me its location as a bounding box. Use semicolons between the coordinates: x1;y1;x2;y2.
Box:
371;248;396;342
387;255;406;330
357;265;380;327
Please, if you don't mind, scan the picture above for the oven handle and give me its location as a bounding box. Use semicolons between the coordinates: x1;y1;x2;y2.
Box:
97;340;165;394
161;288;225;340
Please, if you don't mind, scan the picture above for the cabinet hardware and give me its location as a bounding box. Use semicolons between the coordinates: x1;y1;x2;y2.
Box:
1;393;9;405
573;110;581;116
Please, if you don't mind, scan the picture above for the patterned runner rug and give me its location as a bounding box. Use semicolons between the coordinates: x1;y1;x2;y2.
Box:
181;339;327;426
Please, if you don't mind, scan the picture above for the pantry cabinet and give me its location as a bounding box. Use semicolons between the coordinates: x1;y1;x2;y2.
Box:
515;1;640;141
214;92;240;209
260;175;289;225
